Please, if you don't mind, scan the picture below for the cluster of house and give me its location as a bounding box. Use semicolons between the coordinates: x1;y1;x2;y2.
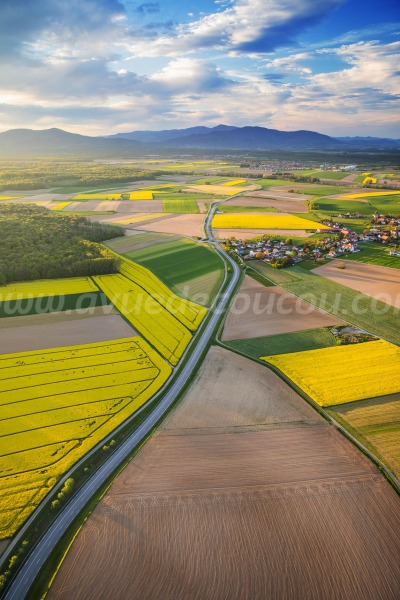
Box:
228;238;334;265
227;217;400;266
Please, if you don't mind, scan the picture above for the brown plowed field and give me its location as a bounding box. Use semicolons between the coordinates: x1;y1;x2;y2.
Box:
222;276;343;340
0;308;135;353
49;347;400;600
313;260;400;308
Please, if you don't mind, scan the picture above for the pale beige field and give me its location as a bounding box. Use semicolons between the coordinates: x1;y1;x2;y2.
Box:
161;346;320;432
49;346;400;600
313;260;400;308
136;214;205;237
0;307;135;353
222;276;343;341
235;194;309;212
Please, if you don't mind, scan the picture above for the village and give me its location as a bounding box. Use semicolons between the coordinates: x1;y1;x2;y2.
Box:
226;212;400;267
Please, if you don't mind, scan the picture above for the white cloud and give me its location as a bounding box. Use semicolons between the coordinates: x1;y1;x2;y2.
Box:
129;0;345;56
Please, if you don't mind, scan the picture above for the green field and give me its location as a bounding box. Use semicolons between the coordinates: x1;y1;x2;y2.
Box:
313;198;375;215
124;238;224;305
328;393;400;478
341;243;400;269
226;327;336;358
162;199;200;213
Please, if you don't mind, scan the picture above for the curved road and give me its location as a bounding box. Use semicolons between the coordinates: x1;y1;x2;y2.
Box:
3;200;241;600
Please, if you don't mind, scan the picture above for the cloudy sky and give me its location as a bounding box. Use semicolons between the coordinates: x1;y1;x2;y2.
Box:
0;0;399;136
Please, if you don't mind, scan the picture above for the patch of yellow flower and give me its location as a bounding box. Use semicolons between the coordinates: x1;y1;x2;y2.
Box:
222;179;247;186
362;176;377;185
0;337;171;538
212;214;329;230
0;277;99;301
50;201;71;211
261;340;400;407
93;273;191;365
339;191;400;199
129;191;153;200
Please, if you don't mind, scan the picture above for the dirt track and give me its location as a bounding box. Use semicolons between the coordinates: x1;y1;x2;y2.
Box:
313;260;400;308
222;276;343;340
49;346;400;600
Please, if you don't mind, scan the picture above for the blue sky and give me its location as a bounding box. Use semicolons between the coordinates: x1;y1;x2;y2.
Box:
0;0;399;136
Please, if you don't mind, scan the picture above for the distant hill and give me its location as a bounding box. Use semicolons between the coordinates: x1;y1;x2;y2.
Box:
1;125;400;157
0;128;145;157
159;126;342;150
109;124;237;143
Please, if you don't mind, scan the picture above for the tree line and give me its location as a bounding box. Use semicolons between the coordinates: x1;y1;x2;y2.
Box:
0;204;124;284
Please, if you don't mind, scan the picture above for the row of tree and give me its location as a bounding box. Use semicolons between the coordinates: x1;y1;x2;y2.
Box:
0;204;124;284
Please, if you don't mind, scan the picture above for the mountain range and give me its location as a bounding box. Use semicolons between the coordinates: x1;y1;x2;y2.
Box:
0;125;399;157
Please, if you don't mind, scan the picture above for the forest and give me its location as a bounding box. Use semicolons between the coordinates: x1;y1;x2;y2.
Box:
0;160;163;190
0;204;124;283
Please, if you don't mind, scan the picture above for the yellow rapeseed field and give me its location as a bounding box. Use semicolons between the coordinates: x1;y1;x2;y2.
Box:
0;337;171;538
261;340;400;407
0;277;99;301
93;273;192;365
129;191;153;200
340;191;400;199
0;195;21;201
50;202;71;211
222;179;247;186
117;256;207;330
362;177;377;185
212;214;329;230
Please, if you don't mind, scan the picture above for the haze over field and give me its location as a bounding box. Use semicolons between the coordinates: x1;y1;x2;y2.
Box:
0;0;399;137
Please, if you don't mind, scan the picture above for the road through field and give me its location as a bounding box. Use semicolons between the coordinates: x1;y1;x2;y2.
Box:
2;197;241;600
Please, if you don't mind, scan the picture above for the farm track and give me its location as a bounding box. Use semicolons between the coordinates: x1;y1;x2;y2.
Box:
48;346;400;600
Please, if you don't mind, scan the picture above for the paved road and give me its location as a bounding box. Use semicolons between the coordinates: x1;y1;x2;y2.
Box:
3;200;241;600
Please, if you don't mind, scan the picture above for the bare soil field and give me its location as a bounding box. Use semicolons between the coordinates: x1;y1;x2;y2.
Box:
136;214;205;237
49;346;400;600
213;228;314;239
236;193;309;212
161;346;320;432
222;276;343;341
0;307;135;353
313;260;400;308
47;348;400;600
